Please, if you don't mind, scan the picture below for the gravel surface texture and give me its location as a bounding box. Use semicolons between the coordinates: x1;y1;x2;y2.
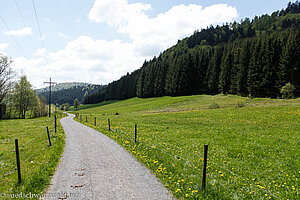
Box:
43;114;173;200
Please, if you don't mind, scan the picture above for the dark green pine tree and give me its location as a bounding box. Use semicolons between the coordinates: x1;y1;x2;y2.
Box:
206;46;224;94
143;63;155;98
194;46;212;94
153;60;167;97
229;44;240;94
165;57;180;96
219;45;233;94
261;34;281;98
176;53;196;95
278;27;300;96
248;37;264;97
236;38;252;96
137;66;146;98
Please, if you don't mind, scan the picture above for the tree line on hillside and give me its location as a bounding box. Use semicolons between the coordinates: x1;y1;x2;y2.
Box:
84;1;300;104
39;84;103;106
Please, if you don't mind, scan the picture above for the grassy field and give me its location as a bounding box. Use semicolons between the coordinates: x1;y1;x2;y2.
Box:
73;94;299;200
0;113;65;199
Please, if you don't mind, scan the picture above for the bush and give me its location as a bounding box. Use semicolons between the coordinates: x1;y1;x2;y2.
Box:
281;82;295;99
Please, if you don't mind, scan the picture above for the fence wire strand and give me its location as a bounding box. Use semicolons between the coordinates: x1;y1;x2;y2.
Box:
82;117;283;199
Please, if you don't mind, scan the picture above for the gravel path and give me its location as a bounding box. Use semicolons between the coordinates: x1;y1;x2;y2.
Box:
44;114;173;200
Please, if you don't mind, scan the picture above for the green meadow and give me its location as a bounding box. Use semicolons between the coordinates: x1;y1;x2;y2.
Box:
73;95;300;199
0;114;65;199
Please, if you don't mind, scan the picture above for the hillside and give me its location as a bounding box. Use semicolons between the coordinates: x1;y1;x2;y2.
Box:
84;1;300;104
36;82;94;93
37;82;103;105
73;95;300;199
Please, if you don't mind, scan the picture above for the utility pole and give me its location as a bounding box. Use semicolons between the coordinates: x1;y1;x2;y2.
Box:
44;78;56;117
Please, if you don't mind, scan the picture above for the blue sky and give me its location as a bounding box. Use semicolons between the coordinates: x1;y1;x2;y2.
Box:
0;0;292;88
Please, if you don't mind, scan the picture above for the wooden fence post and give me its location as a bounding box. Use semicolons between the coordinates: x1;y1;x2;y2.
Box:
135;124;137;143
46;126;52;146
202;144;208;191
54;115;57;134
15;139;21;183
94;117;97;126
86;116;87;122
108;119;111;131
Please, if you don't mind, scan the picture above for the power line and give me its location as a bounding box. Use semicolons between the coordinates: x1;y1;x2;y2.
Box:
14;0;25;26
31;0;49;65
0;15;28;59
14;0;36;52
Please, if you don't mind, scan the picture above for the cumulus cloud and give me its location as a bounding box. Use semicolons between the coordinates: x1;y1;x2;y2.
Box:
5;27;32;36
88;0;238;54
88;0;151;27
13;36;149;88
12;1;239;88
33;48;47;57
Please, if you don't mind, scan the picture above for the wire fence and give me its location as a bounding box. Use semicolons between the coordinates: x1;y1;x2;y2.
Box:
0;114;64;185
77;114;284;199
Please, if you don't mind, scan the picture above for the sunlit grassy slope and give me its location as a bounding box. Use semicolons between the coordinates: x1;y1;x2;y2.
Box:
73;95;299;200
0;114;65;199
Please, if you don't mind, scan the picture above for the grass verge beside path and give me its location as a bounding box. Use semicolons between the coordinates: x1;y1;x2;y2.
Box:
73;95;300;200
0;113;66;199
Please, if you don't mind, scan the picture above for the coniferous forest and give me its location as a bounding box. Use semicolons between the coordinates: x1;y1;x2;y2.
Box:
84;1;300;104
38;84;103;105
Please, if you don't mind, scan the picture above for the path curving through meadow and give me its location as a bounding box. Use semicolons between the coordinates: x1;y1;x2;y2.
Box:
44;114;173;200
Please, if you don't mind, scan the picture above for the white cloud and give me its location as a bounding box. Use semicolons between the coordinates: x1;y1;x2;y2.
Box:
88;0;151;27
0;43;9;51
12;36;149;88
57;32;70;39
11;1;239;88
33;48;47;57
75;18;81;23
88;1;238;55
5;27;32;36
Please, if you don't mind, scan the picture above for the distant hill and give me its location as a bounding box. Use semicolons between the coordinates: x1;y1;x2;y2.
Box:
36;82;93;94
37;82;104;105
